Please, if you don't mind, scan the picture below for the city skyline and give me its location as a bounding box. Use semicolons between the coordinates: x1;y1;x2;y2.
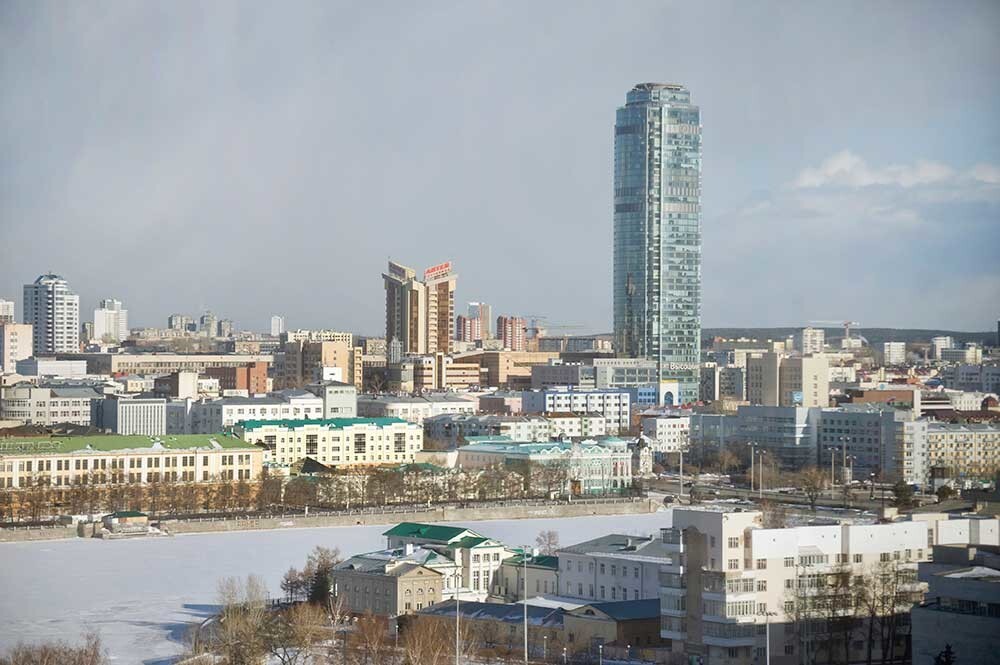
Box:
1;2;998;334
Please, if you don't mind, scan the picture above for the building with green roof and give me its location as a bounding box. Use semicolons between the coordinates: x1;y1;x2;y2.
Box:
233;417;422;471
0;433;261;489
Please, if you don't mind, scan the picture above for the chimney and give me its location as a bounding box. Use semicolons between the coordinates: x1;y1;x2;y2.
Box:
404;543;414;556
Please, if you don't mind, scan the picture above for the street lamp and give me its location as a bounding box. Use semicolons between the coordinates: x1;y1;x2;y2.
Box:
757;449;766;500
759;609;778;665
562;646;568;664
598;643;603;665
626;643;632;663
747;442;757;495
543;635;547;662
825;446;836;488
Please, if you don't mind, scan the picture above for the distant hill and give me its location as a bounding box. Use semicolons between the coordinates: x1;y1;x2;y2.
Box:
702;327;996;348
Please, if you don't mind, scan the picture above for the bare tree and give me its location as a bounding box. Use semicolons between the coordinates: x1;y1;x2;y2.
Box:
797;466;828;512
0;633;107;665
351;612;389;665
535;530;559;555
759;499;789;529
212;575;270;665
266;602;329;665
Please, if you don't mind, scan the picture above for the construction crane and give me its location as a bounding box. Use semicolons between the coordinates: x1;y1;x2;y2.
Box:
809;319;860;341
522;315;584;338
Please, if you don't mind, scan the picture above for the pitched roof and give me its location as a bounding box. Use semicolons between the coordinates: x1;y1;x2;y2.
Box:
382;522;478;543
572;598;660;621
0;433;256;455
559;534;671;560
418;600;563;628
505;554;559;570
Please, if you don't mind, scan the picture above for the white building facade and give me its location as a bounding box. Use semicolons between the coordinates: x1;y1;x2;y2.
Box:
521;389;631;434
23;273;80;355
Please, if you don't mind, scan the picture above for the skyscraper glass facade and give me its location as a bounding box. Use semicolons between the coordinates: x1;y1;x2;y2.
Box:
613;83;701;403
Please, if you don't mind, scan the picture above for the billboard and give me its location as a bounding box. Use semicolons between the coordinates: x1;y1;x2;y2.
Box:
424;261;453;281
791;390;804;405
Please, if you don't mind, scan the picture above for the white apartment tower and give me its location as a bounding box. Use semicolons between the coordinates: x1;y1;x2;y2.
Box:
93;298;129;343
270;315;286;336
883;341;906;365
797;327;825;355
0;299;14;324
23;273;80;355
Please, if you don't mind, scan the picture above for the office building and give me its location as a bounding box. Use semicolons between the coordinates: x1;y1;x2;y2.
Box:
613;83;702;403
0;323;32;374
23;273;80;355
468;302;492;338
0;299;14;324
92;394;167;436
204;361;269;395
931;336;955;360
522;388;631;434
883;341;907;365
167;314;194;332
0;384;102;426
383;260;456;356
270;315;285;336
216;319;233;338
0;433;262;488
357;394;477;424
818;405;927;485
235;417;422;469
657;507;957;665
93;299;129;343
496;315;526;351
926;423;1000;486
54;352;272;377
940;344;983;365
181;389;324;434
199;311;218;337
797;327;825;355
278;339;362;390
304;380;358;418
746;352;829;408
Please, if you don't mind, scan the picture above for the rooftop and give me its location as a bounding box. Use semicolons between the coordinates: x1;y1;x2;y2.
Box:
0;433;256;456
383;522;480;544
559;534;672;560
418;600;563;628
238;417;407;430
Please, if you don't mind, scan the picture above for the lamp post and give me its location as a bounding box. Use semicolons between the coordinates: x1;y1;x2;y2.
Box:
598;643;603;665
747;441;757;496
626;643;632;663
543;635;547;662
759;609;778;665
757;449;766;500
826;446;836;488
455;572;461;665
562;646;567;664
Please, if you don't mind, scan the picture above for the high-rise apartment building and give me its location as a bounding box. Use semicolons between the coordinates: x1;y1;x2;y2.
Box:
23;273;80;355
455;315;483;343
93;298;129;343
883;341;906;365
0;323;33;373
496;315;526;352
270;315;286;336
216;319;233;338
613;83;702;403
199;311;217;337
383;260;457;355
468;302;492;338
167;313;195;332
931;336;954;360
0;299;14;324
796;327;825;355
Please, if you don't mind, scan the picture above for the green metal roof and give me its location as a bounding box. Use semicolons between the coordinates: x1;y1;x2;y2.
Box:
0;434;256;455
382;522;478;543
506;554;559;569
447;536;493;549
238;417;407;430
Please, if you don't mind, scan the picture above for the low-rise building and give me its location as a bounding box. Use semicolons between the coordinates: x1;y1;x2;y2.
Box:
357;394;477;424
457;438;633;495
234;417;422;469
640;415;690;457
14;358;88;378
0;384;102;426
304;380;358;418
926;423;1000;485
522;389;631;434
424;413;553;444
557;533;672;603
185;389;324;434
495;553;560;602
0;432;262;488
332;547;447;616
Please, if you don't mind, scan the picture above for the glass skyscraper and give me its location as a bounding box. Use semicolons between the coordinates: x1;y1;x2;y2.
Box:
613;83;702;404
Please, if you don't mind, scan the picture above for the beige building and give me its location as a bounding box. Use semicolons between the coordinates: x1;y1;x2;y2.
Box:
0;323;33;374
926;423;1000;483
54;352;273;376
383;260;457;356
0;433;262;488
333;558;443;616
456;350;561;390
279;339;362;390
746;352;829;408
234;417;423;469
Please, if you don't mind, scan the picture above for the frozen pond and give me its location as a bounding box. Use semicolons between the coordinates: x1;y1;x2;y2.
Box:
0;510;672;664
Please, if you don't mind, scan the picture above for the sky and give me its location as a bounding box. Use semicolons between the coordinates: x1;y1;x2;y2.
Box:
1;1;998;335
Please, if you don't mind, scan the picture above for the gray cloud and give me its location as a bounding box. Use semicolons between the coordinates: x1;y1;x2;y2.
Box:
2;1;999;333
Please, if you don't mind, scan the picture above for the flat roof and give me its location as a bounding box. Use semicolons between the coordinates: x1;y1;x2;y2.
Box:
238;417;408;430
0;434;256;455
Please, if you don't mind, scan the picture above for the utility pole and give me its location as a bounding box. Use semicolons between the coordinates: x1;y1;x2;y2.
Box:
524;547;529;664
758;450;764;500
455;573;460;665
748;442;755;496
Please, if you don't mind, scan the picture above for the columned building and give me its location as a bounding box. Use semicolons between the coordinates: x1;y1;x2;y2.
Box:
613;83;702;403
23;273;80;355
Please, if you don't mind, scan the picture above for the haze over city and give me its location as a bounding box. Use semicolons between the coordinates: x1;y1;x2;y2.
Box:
2;1;998;333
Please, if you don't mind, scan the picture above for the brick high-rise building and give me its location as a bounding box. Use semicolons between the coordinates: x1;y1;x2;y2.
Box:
383;260;457;355
496;316;527;352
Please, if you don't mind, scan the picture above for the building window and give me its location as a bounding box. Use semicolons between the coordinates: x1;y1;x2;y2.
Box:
728;559;739;570
728;537;740;548
757;580;767;592
784;557;794;567
756;559;767;570
854;554;863;563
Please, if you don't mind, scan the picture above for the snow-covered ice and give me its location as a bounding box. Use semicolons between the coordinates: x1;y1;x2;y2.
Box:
0;511;672;664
